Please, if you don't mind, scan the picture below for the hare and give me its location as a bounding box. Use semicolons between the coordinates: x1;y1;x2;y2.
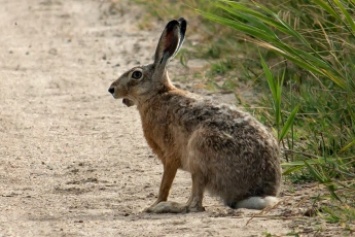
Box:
108;18;281;213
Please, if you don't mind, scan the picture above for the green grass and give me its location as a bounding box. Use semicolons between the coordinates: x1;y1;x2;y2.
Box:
131;0;355;227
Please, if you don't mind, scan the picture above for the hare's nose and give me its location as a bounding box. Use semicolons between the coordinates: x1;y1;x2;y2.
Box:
108;87;115;94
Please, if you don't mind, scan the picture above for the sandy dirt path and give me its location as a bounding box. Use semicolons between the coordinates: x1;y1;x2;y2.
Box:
0;0;296;236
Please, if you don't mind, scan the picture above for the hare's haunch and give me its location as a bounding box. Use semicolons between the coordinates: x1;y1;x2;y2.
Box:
108;18;281;213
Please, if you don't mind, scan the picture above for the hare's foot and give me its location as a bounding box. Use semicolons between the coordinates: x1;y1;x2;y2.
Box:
144;201;188;213
144;201;205;213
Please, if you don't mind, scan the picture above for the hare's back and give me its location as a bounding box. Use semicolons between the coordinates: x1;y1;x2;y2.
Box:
165;93;277;155
170;95;268;138
160;91;278;152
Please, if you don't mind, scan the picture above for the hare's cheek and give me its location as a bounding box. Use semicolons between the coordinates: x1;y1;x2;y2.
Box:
127;79;140;88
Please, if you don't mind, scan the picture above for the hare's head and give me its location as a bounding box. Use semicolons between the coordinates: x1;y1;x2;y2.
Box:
108;18;187;106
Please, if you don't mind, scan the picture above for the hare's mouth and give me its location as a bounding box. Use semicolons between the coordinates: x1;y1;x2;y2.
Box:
122;98;135;107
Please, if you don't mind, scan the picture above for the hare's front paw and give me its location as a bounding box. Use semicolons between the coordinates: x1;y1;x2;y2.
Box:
144;201;188;214
143;200;160;213
143;204;157;213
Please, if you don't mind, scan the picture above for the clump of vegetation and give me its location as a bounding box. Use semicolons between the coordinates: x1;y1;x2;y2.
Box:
133;0;355;227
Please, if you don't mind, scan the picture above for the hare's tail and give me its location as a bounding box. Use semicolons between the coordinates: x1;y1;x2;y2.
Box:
236;196;279;210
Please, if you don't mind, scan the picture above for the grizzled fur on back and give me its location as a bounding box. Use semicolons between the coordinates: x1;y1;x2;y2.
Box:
109;18;281;213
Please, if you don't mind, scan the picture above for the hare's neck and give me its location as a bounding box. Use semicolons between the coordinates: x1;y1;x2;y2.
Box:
137;87;185;118
136;81;176;109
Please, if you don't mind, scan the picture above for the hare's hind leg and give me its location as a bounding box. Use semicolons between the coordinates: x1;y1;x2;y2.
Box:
182;128;212;212
185;172;206;212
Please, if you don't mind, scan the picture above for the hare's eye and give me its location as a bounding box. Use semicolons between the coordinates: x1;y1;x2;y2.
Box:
132;70;143;79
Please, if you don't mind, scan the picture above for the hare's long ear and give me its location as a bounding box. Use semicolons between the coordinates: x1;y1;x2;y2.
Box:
153;18;187;67
174;18;187;56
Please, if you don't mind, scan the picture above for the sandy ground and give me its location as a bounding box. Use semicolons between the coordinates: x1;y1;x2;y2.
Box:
0;0;347;236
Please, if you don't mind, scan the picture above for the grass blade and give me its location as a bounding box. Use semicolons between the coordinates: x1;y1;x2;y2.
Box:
279;105;299;141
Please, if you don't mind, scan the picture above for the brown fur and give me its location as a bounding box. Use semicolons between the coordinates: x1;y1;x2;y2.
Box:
108;18;281;213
